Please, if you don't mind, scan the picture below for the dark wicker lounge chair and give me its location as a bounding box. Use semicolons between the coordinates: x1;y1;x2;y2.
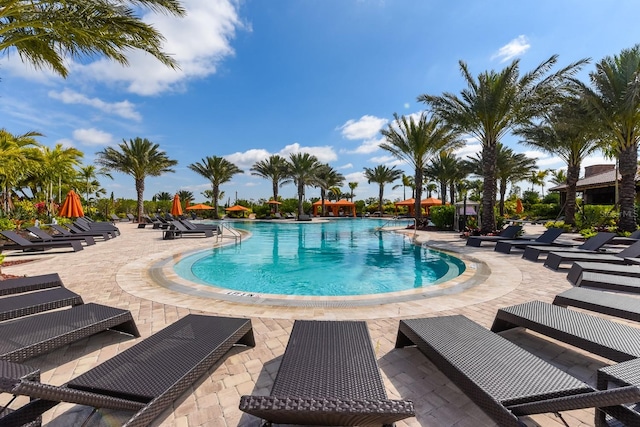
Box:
567;261;640;284
179;219;221;233
395;315;640;427
494;227;570;254
0;314;254;427
240;320;415;426
50;224;111;241
522;232;616;262
0;273;63;296
0;231;83;254
491;300;640;362
544;239;640;270
74;218;120;236
553;287;640;323
465;225;522;247
0;287;83;322
296;214;312;221
169;220;214;237
0;302;139;363
576;271;640;293
26;226;95;246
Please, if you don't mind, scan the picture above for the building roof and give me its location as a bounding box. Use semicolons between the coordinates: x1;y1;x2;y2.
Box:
549;169;640;192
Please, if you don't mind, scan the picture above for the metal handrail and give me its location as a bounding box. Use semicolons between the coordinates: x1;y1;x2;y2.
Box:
218;222;241;244
374;218;417;240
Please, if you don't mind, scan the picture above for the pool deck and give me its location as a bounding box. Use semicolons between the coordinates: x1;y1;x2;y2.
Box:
1;220;632;426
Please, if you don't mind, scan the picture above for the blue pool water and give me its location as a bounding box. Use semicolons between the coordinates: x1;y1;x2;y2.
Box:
173;219;466;296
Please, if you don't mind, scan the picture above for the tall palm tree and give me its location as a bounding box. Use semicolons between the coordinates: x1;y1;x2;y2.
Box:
77;165;112;210
177;190;194;206
0;0;185;78
282;153;323;216
425;182;437;198
363;165;402;217
315;164;345;215
515;96;600;225
424;150;465;205
420;56;587;233
465;143;537;216
550;169;568;186
188;156;243;219
154;191;172;202
572;45;640;231
96;137;178;222
0;129;42;212
36;143;84;205
392;174;415;200
250;155;288;212
380;112;462;221
348;182;358;202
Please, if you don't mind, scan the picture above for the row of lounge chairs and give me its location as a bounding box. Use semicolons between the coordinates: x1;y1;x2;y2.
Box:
0;217;121;255
4;270;640;425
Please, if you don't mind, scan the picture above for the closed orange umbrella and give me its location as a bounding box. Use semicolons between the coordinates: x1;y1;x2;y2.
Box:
516;198;524;214
171;194;183;216
58;190;84;218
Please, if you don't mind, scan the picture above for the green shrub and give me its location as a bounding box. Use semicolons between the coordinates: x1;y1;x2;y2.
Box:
544;220;572;232
430;205;455;229
542;193;560;204
529;203;561;219
575;204;617;229
0;217;16;231
579;228;598;239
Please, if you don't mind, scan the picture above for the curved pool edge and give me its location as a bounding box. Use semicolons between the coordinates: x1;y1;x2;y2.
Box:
146;233;490;308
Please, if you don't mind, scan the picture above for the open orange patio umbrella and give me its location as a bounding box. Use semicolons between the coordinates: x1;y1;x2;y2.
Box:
171;194;183;216
186;203;214;210
226;205;249;212
58;190;84;218
394;198;416;215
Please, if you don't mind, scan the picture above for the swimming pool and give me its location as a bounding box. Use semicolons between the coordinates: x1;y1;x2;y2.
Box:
173;219;466;297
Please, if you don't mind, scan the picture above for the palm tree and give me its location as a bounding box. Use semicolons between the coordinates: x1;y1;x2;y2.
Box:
515;96;600;225
36;143;84;205
177;190;194;206
0;0;185;78
282;153;323;216
425;182;437;198
96;137;178;222
392;174;415;200
0;129;42;212
154;191;172;201
315;164;345;215
424;150;466;205
188;156;243;219
572;45;640;231
348;182;358;202
380;112;462;221
465;143;537;216
363;165;402;217
250;155;288;212
420;56;587;233
77;165;112;210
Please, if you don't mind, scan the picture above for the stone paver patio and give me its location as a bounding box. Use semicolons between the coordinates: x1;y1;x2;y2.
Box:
2;220;632;427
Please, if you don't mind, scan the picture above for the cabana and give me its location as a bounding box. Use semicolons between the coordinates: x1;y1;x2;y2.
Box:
331;199;356;217
312;200;333;216
454;200;480;231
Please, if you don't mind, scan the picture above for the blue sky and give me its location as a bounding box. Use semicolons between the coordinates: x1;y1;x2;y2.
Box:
2;0;639;204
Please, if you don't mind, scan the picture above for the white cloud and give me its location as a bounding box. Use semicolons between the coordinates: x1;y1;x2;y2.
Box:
454;140;482;158
55;138;75;148
522;150;547;159
224;148;271;171
343;136;386;154
338;163;353;170
45;0;245;96
72;128;114;146
278;143;337;163
344;171;366;183
49;89;142;121
492;35;530;63
338;115;388;140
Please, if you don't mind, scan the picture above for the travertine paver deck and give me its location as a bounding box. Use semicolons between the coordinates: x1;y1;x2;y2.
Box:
2;220;635;426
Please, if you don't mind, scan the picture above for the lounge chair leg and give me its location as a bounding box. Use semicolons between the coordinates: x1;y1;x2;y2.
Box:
80;408;98;427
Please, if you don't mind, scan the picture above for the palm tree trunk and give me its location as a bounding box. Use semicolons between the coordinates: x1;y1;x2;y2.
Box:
565;163;580;226
414;167;423;221
481;142;497;233
618;144;638;231
135;178;145;222
297;183;304;216
378;185;384;217
499;179;507;217
272;181;279;213
213;185;220;219
449;182;455;205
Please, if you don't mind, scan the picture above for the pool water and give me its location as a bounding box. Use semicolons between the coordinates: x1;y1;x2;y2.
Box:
173;219;466;296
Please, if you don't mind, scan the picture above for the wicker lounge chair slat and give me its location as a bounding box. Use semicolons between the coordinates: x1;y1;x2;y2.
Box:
0;287;83;322
543;240;640;270
0;274;63;297
567;262;640;284
553;287;640;322
0;303;139;363
491;300;640;362
577;271;640;293
465;225;522;247
522;232;616;262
